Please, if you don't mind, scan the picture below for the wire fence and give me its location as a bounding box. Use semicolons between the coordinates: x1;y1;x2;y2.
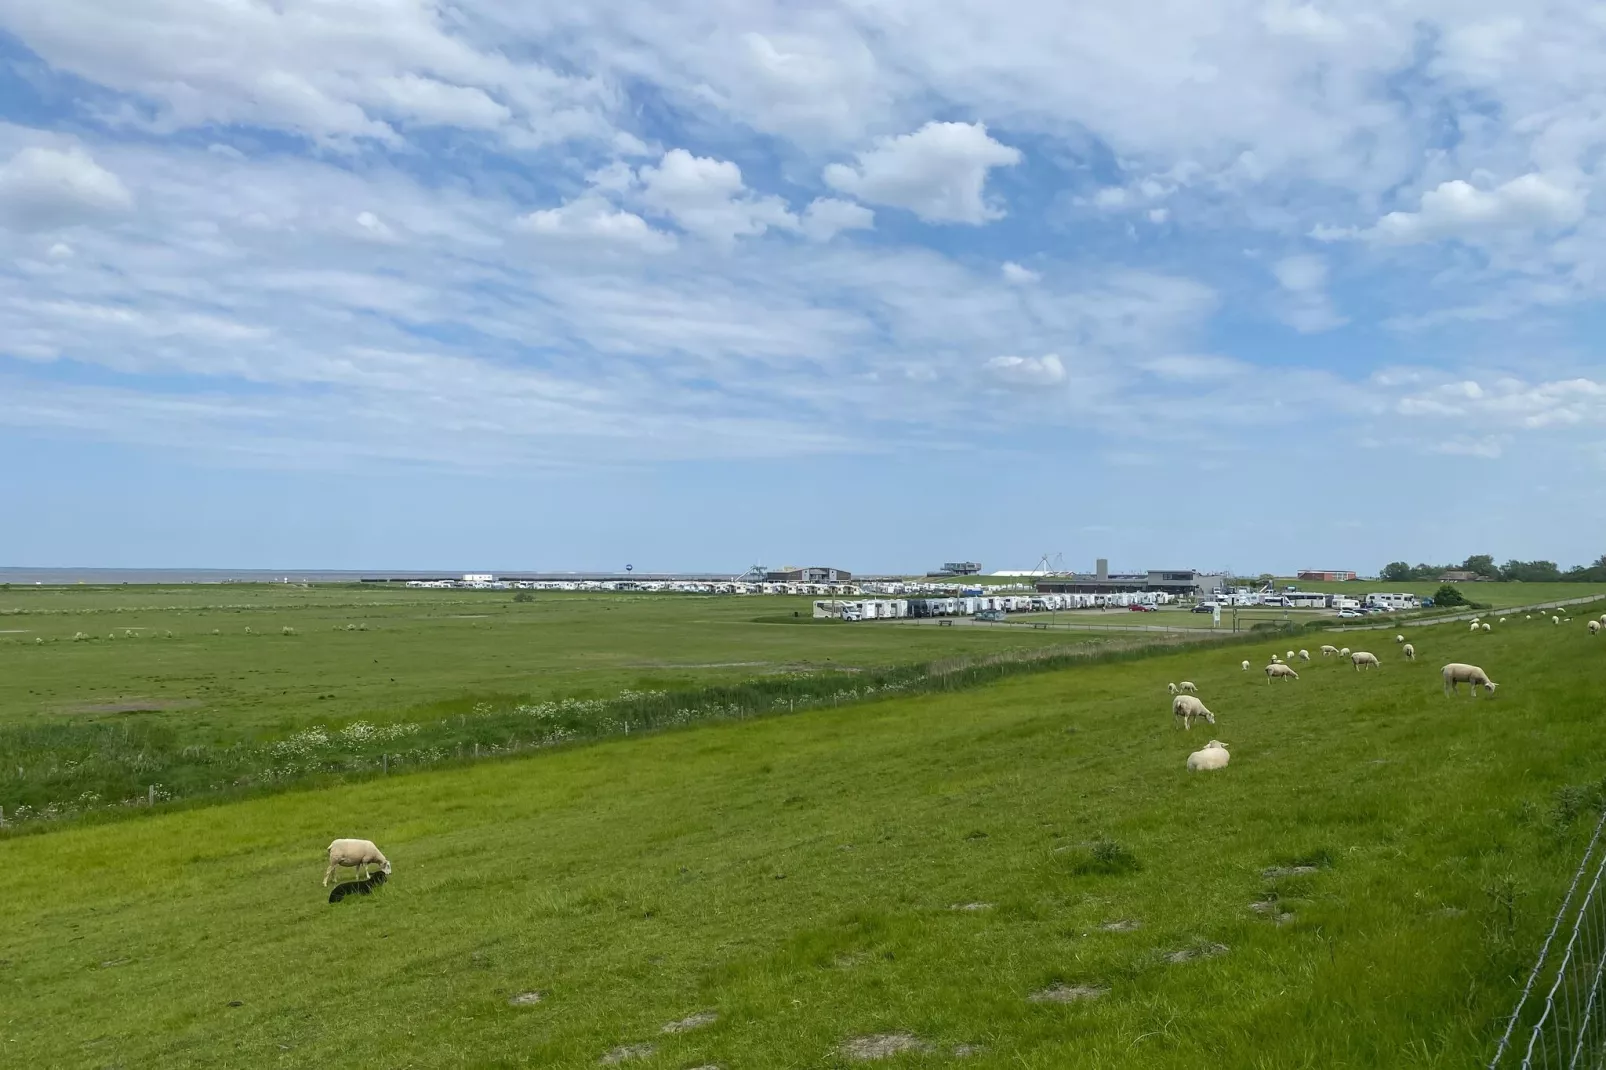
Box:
1491;804;1606;1069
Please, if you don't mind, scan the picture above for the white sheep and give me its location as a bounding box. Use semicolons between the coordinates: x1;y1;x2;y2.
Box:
1554;616;1562;625
1395;634;1405;644
1351;651;1380;671
1470;621;1480;633
1441;663;1498;697
1186;740;1230;772
1500;617;1508;624
1483;623;1491;632
1265;663;1300;683
324;838;392;887
1179;681;1198;693
1298;649;1310;662
1173;694;1216;730
1286;649;1295;661
1340;647;1351;658
1320;645;1338;657
1403;642;1415;660
1589;620;1600;635
1599;614;1606;626
1167;682;1178;695
1241;659;1250;670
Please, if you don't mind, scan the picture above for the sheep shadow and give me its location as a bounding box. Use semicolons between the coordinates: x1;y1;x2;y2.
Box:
327;869;388;904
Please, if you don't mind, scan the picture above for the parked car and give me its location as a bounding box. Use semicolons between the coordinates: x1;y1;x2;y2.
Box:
1128;603;1157;612
1192;602;1218;614
1338;609;1360;618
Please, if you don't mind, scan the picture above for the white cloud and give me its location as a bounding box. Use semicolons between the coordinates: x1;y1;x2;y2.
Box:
1344;174;1588;245
0;145;133;231
637;149;798;244
514;195;676;252
1270;253;1345;332
1001;261;1040;285
800;197;874;242
984;353;1066;388
1430;435;1509;459
1142;354;1247;381
823;121;1021;224
1396;376;1606;429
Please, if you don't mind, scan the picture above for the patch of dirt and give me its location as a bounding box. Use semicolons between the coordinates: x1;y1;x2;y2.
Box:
951;902;993;912
62;699;202;714
1261;865;1321;879
508;991;544;1006
1166;942;1230;964
840;1034;931;1060
1434;906;1466;918
953;1044;986;1057
831;951;872;969
1100;919;1142;932
600;1043;656;1064
662;1011;718;1034
1029;984;1107;1003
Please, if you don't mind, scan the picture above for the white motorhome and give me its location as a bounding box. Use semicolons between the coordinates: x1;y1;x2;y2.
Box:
1365;592;1421;611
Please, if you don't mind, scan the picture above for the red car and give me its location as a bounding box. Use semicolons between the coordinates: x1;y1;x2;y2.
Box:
1127;603;1157;612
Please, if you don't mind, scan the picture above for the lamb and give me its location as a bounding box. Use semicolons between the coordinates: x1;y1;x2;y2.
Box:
1599;614;1606;626
1286;650;1295;661
1554;616;1562;625
1320;645;1339;657
1167;683;1178;695
1470;621;1481;633
1179;681;1198;693
1442;662;1498;697
1265;663;1300;682
1186;740;1230;771
1351;651;1380;671
1589;620;1600;635
1173;694;1216;730
1403;642;1415;660
1298;649;1310;662
1395;634;1405;644
1241;660;1250;670
324;838;392;887
1500;617;1508;624
1340;647;1350;658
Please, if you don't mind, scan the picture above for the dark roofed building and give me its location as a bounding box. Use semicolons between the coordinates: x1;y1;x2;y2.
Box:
765;566;851;583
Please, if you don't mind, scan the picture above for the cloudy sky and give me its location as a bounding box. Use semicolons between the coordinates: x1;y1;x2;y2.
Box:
2;1;1604;574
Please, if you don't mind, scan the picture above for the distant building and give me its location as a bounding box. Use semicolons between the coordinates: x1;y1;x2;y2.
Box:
1437;570;1482;583
462;573;495;583
1034;558;1223;597
931;561;982;576
766;566;851;583
1297;569;1357;582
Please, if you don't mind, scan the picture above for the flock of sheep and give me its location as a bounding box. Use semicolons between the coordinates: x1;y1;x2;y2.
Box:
1158;608;1588;775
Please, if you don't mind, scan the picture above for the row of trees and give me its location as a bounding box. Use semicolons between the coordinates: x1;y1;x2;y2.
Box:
1380;554;1606;583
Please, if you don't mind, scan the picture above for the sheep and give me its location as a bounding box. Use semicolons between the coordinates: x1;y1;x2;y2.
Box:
1402;642;1416;661
1395;634;1405;644
1167;683;1178;695
1470;621;1481;633
1500;617;1508;624
1186;740;1230;772
324;839;392;887
1298;649;1311;662
1286;650;1295;661
1173;694;1216;730
1482;622;1491;632
1589;620;1600;635
1442;663;1498;697
1599;614;1606;626
1320;645;1339;657
1351;651;1380;671
1340;647;1351;658
1241;659;1250;670
1554;616;1562;625
1179;681;1198;693
1265;663;1300;683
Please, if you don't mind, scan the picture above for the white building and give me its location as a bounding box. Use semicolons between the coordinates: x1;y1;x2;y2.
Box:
462;573;495;584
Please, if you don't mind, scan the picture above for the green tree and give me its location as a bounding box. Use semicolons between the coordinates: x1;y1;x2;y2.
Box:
1380;561;1413;582
1432;583;1469;607
1462;554;1499;579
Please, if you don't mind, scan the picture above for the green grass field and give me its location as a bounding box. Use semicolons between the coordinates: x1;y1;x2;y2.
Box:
4;597;1606;1067
0;586;1093;742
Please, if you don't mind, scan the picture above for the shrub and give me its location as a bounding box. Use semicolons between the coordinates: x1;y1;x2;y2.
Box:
513;592;535;603
1065;838;1142;876
1432;584;1469;608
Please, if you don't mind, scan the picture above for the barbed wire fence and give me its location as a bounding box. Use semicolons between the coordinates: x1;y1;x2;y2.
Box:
1491;804;1606;1069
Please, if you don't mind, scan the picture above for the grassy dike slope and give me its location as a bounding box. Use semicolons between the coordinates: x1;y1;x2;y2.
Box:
3;608;1605;1068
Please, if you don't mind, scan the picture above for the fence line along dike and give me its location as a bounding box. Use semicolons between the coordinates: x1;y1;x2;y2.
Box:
0;626;1282;836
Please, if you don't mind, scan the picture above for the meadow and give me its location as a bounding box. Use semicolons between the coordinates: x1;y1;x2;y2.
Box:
3;595;1605;1067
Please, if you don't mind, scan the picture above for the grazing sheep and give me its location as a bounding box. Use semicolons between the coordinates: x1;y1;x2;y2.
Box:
1589;620;1600;635
1395;634;1405;644
1442;663;1499;697
1179;681;1198;693
1320;645;1339;657
1298;649;1311;662
1403;643;1415;660
1167;683;1178;695
1186;740;1230;772
1470;621;1481;633
1286;650;1295;661
1173;694;1216;730
1265;663;1300;683
1482;622;1491;632
324;839;392;887
1241;660;1250;670
1351;651;1380;671
1500;617;1508;624
1554;616;1562;625
1599;614;1606;626
1340;647;1351;658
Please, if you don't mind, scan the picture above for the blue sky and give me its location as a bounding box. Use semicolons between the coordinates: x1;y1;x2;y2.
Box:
2;1;1604;575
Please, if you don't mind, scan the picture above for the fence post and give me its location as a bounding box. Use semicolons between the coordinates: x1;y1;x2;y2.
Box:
382;754;389;775
474;743;480;758
147;784;155;806
0;805;6;826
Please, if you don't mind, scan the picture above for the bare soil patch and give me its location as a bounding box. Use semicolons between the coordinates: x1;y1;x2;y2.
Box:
1261;864;1320;879
62;698;202;715
600;1042;655;1064
661;1011;718;1034
508;991;544;1006
1166;942;1230;964
840;1034;931;1060
1099;919;1142;932
1029;984;1106;1003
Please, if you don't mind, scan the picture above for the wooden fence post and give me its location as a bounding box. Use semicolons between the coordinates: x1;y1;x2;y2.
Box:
382;754;389;774
147;785;155;806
